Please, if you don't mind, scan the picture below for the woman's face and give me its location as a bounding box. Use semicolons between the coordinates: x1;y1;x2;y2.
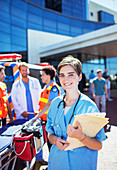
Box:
41;70;50;84
59;65;81;91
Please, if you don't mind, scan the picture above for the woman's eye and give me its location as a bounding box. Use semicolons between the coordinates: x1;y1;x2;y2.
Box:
59;74;64;77
59;73;75;77
69;74;74;76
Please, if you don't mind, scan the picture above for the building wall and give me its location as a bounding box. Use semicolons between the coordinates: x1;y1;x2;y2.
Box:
28;29;72;64
89;1;117;23
27;0;87;20
62;0;87;19
0;0;112;55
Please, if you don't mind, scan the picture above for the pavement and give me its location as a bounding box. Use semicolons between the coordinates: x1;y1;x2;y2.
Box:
97;95;117;170
97;125;117;170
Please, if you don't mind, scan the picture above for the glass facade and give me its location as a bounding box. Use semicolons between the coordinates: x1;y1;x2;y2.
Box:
0;0;27;52
45;0;62;12
62;0;87;19
83;57;117;90
98;11;115;24
83;59;105;79
0;0;112;53
27;0;87;19
0;0;116;79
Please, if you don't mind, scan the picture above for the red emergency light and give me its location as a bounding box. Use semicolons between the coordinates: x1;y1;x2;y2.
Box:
0;53;22;61
36;62;50;66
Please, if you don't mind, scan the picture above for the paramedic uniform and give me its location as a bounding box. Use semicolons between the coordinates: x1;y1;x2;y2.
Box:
0;82;8;125
39;80;60;121
46;93;106;170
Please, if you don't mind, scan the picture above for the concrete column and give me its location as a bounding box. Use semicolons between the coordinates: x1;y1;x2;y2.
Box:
103;56;107;69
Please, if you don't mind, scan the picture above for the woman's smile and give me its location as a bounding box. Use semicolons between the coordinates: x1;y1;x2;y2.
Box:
59;65;79;91
64;83;72;86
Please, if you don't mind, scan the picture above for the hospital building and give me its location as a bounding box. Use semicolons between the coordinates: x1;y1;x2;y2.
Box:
0;0;117;79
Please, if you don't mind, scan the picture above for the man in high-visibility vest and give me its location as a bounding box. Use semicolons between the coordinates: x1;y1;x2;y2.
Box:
34;65;60;168
0;65;13;126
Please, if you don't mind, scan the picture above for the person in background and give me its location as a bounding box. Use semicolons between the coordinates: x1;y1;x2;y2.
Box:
91;69;108;112
11;62;41;120
46;56;106;170
34;65;60;168
38;66;60;123
115;73;117;86
102;69;108;79
89;70;95;93
106;76;112;101
0;65;13;126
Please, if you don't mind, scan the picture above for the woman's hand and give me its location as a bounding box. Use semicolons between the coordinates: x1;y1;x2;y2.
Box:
49;134;69;150
67;121;102;151
55;137;70;150
67;120;85;141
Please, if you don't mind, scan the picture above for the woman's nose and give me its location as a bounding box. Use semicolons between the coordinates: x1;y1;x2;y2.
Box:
64;76;69;81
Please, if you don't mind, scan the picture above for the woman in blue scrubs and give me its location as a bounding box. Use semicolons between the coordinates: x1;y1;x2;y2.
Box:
46;56;106;170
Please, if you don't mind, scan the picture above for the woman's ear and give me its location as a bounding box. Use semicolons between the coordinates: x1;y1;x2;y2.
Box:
78;73;82;82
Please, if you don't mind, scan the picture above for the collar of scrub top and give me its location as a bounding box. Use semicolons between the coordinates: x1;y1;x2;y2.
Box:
51;93;81;127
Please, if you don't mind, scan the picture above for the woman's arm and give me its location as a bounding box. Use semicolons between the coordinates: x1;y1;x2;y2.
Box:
34;100;52;118
67;121;102;151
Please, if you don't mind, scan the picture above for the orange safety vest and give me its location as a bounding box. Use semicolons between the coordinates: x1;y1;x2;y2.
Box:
39;81;60;121
0;82;8;119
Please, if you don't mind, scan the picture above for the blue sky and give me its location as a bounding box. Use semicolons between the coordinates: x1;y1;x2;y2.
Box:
90;0;117;12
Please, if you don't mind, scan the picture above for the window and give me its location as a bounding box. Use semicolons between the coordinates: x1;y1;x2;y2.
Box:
98;11;114;23
4;66;14;93
45;0;62;12
90;12;93;16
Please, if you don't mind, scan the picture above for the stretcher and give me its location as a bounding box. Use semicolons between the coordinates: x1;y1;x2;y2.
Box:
0;118;43;170
0;119;26;170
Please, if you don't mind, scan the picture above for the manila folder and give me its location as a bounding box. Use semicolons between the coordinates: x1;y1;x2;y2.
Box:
65;113;109;151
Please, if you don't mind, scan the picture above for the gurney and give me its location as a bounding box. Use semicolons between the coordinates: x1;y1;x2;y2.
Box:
0;119;26;170
0;118;44;170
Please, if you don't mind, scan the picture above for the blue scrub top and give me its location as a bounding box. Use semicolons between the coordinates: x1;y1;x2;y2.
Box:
23;81;34;120
46;93;106;170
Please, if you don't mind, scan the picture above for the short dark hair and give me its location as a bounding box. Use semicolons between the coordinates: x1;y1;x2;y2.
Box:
18;62;28;70
0;65;5;72
58;55;82;76
42;65;56;80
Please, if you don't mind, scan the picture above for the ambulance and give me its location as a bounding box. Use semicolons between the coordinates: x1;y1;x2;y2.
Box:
0;53;43;121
